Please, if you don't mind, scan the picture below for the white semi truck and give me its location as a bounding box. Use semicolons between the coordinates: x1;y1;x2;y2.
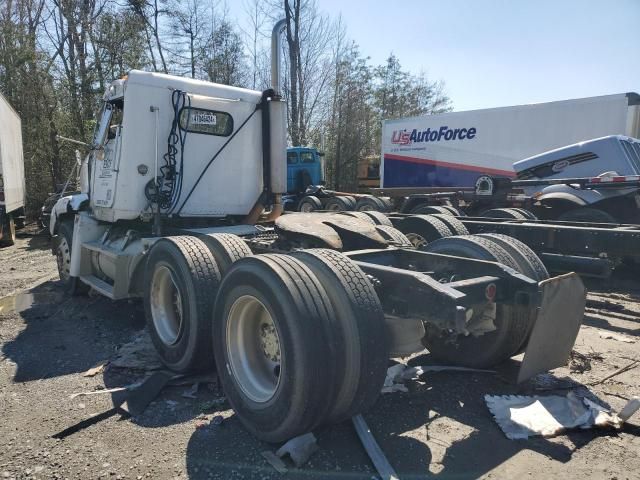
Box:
48;20;586;443
0;92;26;246
381;92;640;188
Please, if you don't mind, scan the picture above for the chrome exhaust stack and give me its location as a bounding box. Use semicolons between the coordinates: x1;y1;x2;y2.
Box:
271;19;287;96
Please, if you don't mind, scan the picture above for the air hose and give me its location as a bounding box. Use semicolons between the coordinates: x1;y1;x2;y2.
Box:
145;89;190;214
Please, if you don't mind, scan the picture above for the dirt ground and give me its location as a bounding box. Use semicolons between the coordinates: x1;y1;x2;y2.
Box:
1;231;639;480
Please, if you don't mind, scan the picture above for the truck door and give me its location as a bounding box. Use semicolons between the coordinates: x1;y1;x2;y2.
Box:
91;103;122;209
287;150;299;193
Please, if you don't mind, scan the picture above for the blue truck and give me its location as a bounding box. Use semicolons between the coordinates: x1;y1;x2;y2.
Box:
285;147;389;212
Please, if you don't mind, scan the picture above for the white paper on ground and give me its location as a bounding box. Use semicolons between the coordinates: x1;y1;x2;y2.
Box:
484;391;631;439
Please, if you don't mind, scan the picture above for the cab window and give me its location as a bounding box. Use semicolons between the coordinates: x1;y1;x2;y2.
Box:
179;107;233;136
287;152;298;164
300;151;316;163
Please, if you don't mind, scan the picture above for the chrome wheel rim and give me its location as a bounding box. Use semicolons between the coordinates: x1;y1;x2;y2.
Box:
150;264;184;346
56;237;71;281
226;295;282;403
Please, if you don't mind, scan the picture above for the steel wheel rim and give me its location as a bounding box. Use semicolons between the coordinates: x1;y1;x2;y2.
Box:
327;203;342;211
56;236;71;281
150;264;184;346
406;232;428;249
300;202;314;212
357;204;374;211
226;295;282;403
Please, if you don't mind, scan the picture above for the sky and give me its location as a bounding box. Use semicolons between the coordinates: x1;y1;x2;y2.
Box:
229;0;640;112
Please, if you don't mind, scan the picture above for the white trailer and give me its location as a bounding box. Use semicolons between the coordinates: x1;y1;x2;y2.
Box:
0;92;26;246
381;92;640;188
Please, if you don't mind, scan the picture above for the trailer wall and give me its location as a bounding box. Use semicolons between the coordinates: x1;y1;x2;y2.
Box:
381;92;640;188
0;93;25;213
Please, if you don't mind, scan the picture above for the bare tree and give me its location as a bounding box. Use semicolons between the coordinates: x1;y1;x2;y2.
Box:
127;0;168;73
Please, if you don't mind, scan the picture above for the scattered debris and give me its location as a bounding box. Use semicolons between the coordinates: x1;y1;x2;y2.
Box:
181;383;199;399
69;385;133;400
275;432;319;468
121;371;175;416
261;451;288;474
382;363;495;393
200;397;226;412
352;415;399;480
110;331;164;371
485;391;639;440
598;332;635;343
211;415;224;426
532;373;583;391
569;350;592;373
589;358;640;386
619;396;640;422
401;365;495;380
82;362;109;377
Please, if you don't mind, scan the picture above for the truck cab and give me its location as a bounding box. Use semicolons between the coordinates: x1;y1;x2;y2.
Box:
514;135;640;187
514;136;640;222
286;147;323;194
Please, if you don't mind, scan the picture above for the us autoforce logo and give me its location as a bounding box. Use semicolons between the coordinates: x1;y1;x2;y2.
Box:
391;126;477;145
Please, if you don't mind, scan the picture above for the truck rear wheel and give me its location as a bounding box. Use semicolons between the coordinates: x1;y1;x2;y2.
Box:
298;195;322;212
144;236;221;373
479;208;527;219
477;233;549;355
410;204;451;215
325;196;353;211
509;208;537;220
339;211;377;225
342;196;357;210
375;225;413;247
397;215;452;248
558;207;616;224
440;206;466;216
293;249;388;422
356;195;387;212
361;210;393;226
476;234;548;282
429;214;469;235
213;255;339;442
201;233;252;276
0;215;16;247
422;235;535;367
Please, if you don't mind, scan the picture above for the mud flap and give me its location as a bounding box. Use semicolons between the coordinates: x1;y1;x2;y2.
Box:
517;272;586;383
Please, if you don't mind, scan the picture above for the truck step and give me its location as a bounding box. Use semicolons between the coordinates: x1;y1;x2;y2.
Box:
79;275;115;299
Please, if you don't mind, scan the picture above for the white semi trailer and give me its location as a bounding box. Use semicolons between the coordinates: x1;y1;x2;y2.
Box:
49;20;586;443
0;92;25;246
381;92;640;188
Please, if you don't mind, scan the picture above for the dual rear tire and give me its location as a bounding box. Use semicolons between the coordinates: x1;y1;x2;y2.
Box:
213;251;388;442
144;235;389;442
421;234;547;367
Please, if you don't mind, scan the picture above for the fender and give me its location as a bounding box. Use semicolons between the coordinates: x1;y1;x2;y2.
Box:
536;191;588;208
49;193;89;236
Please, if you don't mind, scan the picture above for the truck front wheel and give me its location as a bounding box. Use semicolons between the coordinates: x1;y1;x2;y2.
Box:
56;220;89;295
144;236;221;373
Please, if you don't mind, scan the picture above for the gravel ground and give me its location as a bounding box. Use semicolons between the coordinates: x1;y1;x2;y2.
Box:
0;233;639;479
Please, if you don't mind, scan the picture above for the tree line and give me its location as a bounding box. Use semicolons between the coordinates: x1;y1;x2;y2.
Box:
0;0;451;215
